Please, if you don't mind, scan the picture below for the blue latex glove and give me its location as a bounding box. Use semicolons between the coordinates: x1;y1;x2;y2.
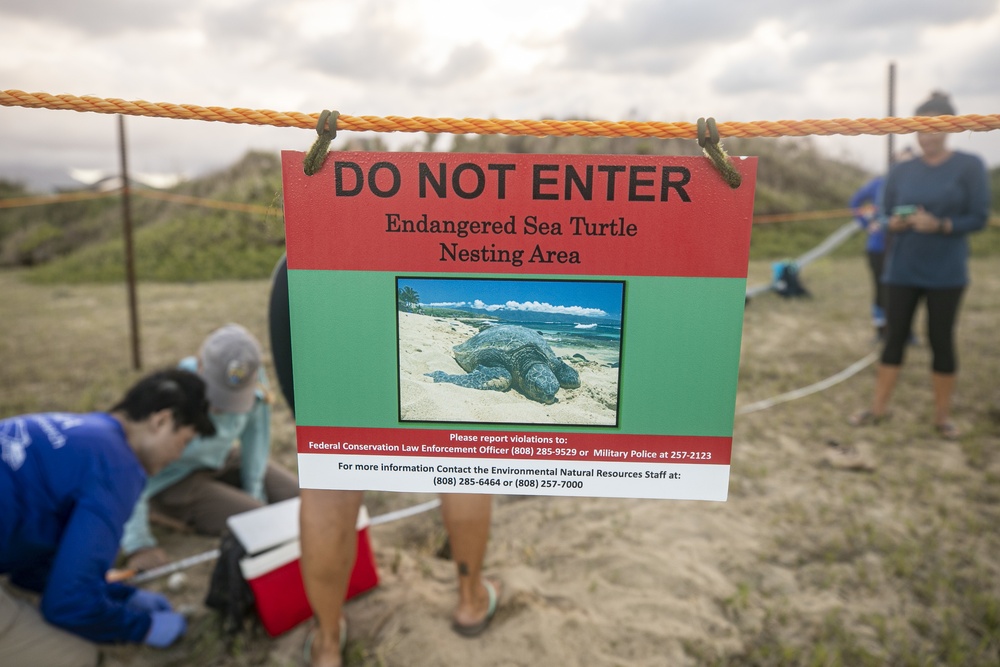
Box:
126;589;173;614
144;611;187;648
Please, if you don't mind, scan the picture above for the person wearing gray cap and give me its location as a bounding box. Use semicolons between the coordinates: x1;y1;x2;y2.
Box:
120;324;300;572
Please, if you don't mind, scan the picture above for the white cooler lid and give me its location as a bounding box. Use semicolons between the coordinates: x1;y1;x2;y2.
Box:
239;538;301;580
227;497;369;556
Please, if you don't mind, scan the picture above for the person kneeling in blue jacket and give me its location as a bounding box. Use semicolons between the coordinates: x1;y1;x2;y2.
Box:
0;368;216;667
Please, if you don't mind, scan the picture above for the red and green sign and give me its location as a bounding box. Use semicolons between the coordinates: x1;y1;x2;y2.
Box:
282;151;756;501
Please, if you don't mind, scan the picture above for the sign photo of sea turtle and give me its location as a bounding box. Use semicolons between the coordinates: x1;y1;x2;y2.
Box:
396;277;624;426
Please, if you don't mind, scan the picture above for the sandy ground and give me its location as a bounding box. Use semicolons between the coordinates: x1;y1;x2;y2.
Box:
3;256;1000;666
398;312;620;426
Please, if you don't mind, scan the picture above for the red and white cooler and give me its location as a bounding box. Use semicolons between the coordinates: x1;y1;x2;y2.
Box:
227;498;378;636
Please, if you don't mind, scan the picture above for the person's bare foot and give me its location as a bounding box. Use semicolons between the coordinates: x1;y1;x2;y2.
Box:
304;618;346;667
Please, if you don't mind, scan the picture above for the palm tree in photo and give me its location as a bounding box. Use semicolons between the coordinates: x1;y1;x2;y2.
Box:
397;286;420;312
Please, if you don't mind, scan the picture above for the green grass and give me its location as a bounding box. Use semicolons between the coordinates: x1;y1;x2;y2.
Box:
20;211;1000;285
26;211;286;284
5;147;998;284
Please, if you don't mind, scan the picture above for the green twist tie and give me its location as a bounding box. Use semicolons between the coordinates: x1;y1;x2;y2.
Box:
304;110;338;176
697;117;741;189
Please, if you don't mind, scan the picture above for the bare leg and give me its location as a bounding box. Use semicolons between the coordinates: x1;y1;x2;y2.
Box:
932;372;957;427
439;493;494;627
300;488;364;667
871;363;902;416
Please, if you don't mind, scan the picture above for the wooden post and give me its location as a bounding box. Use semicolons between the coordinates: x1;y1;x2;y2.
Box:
117;115;141;370
887;62;896;171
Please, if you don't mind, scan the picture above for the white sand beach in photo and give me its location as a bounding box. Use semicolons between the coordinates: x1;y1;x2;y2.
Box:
397;311;620;426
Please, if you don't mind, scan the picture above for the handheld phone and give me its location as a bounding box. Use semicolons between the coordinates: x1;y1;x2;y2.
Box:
893;205;918;217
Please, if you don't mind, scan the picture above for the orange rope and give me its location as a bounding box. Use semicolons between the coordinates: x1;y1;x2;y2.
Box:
3;189;997;227
133;190;276;215
0;190;112;209
753;209;1000;226
753;208;854;224
3;89;999;139
0;188;275;215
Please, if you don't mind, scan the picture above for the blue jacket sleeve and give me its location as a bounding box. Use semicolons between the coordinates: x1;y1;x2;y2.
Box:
850;176;883;226
40;493;152;643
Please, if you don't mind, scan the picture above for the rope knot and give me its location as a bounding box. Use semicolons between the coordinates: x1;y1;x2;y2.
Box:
304;110;339;176
697;117;741;189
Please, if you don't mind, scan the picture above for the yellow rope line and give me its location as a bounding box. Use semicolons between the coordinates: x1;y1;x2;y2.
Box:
4;90;999;139
754;209;1000;226
4;189;998;227
134;190;275;214
753;208;854;224
0;190;111;209
0;188;276;215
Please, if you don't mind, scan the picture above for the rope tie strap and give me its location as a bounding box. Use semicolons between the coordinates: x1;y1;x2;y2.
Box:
3;91;999;139
698;117;741;189
303;109;338;176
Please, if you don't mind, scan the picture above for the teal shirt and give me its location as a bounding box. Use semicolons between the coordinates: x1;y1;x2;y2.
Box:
120;357;272;554
881;151;990;288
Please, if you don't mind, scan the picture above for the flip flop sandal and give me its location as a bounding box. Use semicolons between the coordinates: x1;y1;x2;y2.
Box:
935;422;961;440
303;616;347;666
452;578;500;638
847;409;890;427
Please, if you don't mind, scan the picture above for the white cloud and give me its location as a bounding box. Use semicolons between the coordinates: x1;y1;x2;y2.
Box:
471;300;505;312
0;0;189;35
505;301;608;317
425;301;466;308
467;299;608;317
1;0;999;191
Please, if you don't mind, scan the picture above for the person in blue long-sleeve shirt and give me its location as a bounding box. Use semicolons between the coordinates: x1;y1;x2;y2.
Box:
849;91;990;439
849;148;916;341
850;174;888;338
1;369;215;666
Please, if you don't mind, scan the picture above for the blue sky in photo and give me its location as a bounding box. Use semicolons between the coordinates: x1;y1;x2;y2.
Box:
398;277;624;319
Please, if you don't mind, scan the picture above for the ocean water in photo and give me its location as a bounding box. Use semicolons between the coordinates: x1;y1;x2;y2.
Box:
494;317;622;367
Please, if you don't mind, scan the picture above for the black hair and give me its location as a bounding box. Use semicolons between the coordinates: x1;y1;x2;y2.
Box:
268;254;296;416
110;368;216;436
915;91;956;116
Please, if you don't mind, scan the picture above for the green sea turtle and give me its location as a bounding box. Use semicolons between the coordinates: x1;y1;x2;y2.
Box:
426;325;581;405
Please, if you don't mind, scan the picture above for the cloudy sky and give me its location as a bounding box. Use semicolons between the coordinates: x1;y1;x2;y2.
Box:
2;0;998;191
